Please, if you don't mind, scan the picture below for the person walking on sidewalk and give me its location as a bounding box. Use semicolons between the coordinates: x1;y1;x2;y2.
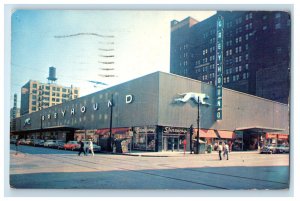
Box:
89;139;95;156
217;142;223;160
78;140;86;156
224;142;229;160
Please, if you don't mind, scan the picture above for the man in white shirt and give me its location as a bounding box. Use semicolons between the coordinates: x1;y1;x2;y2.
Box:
217;142;223;160
224;142;229;160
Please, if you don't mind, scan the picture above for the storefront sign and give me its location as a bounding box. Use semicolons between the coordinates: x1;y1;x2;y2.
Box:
163;126;188;134
134;126;156;134
216;15;224;120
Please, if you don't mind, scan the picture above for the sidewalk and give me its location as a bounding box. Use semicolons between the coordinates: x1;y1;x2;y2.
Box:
120;150;260;157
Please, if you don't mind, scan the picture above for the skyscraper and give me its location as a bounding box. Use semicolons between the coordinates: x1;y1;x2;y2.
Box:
170;11;291;104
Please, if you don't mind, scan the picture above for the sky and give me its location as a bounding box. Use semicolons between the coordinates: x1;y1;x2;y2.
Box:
11;10;216;108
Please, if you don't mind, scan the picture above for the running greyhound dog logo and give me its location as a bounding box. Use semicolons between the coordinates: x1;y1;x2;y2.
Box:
174;92;210;105
24;118;31;126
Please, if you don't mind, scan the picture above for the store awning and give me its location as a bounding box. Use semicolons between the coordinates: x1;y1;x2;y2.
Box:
216;130;236;139
10;126;80;134
235;126;285;133
277;134;289;139
95;127;130;135
194;129;217;138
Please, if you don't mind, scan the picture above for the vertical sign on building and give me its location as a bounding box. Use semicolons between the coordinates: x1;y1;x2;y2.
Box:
216;15;224;120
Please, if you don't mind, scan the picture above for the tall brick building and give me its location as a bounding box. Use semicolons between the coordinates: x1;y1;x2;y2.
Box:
170;11;291;104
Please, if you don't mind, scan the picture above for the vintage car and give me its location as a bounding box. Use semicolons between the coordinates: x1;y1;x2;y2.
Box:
51;140;65;149
276;144;290;153
260;144;277;154
25;139;34;145
63;141;80;150
33;139;45;147
44;140;56;147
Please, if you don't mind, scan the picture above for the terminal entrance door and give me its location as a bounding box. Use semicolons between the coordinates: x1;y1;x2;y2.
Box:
163;136;179;151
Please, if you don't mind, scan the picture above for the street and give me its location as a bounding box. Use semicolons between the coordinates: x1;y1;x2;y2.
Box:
9;145;290;190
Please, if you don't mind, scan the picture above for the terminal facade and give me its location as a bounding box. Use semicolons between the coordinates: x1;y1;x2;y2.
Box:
11;72;289;152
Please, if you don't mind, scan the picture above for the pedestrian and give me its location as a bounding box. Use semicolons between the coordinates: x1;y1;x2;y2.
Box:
224;142;229;160
89;139;95;156
78;140;86;156
84;141;89;156
217;142;223;160
15;138;20;155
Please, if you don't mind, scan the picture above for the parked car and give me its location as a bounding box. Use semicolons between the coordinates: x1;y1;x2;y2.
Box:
33;139;45;147
44;140;56;147
25;139;34;145
260;144;277;154
276;144;290;153
63;141;80;150
51;140;65;149
83;141;101;152
18;139;26;145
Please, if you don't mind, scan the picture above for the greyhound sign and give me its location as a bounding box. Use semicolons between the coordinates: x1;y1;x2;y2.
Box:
24;118;31;127
174;92;210;106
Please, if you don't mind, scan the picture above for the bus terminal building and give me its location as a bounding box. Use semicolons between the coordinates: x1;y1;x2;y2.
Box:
11;72;289;152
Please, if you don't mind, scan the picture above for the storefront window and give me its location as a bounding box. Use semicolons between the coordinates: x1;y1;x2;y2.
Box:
133;126;156;151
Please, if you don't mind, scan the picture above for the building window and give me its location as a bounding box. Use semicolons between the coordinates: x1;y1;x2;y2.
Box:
235;66;239;72
52;98;55;101
249;12;253;19
245;64;249;70
263;15;267;20
245;44;249;50
239;56;242;62
56;98;60;102
236;74;240;81
263;25;268;30
243;73;247;79
62;88;67;93
249;23;253;29
245;54;249;60
275;13;281;18
239;46;242;52
275;23;281;29
32;101;36;105
233;75;236;82
245;34;249;41
45;86;50;90
45;91;50;96
32;84;37;88
235;57;239;63
235;47;238;54
32;95;36;100
32;106;36;111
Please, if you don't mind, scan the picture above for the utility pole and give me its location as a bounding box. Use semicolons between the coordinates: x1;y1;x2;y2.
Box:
196;96;200;154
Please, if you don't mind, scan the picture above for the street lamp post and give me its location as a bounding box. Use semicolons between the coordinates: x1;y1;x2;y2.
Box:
189;124;193;154
196;96;200;154
108;94;114;152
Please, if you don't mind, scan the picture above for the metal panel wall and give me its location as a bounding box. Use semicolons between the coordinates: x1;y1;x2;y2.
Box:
15;73;160;131
158;72;289;133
